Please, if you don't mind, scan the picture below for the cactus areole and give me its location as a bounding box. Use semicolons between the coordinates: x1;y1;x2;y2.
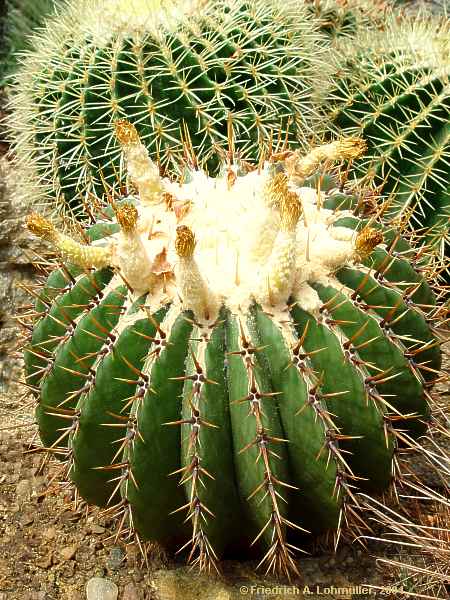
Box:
24;123;442;576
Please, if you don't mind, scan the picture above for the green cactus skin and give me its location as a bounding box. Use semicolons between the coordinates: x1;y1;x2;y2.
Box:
9;0;330;220
22;133;444;575
326;16;450;280
0;0;58;83
37;283;127;451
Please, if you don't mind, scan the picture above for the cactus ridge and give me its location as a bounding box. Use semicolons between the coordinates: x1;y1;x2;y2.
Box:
326;15;450;280
21;129;445;576
8;0;330;220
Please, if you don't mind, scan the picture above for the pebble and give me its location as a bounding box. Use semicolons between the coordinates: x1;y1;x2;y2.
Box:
16;479;32;504
43;525;56;539
90;524;106;534
153;569;232;600
122;582;140;600
60;545;78;561
32;593;48;600
86;577;118;600
107;547;124;570
20;513;34;526
31;475;47;492
37;552;53;570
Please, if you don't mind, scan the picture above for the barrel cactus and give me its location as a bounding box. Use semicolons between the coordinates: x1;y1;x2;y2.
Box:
23;123;443;576
325;15;450;280
8;0;329;221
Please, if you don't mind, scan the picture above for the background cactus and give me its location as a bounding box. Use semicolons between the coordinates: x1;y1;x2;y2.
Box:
0;0;58;84
21;123;444;576
8;0;330;220
325;15;450;282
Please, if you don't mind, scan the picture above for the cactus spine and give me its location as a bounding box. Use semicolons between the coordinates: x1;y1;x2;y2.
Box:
9;0;330;220
326;15;450;279
21;123;445;576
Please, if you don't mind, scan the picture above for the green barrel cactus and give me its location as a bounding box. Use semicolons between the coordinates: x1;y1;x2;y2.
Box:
23;123;443;576
9;0;330;221
325;15;450;279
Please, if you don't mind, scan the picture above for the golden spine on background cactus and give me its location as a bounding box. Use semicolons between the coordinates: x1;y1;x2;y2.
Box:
286;137;367;183
174;225;218;322
25;213;113;268
115;120;165;205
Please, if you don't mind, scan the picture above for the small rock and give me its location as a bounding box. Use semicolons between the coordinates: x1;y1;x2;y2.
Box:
60;545;77;561
43;526;57;541
16;479;32;504
20;513;34;526
122;583;140;600
86;577;119;600
107;547;124;570
31;475;47;492
28;534;41;547
65;587;81;600
153;569;231;600
37;552;53;570
31;592;48;600
90;524;106;534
